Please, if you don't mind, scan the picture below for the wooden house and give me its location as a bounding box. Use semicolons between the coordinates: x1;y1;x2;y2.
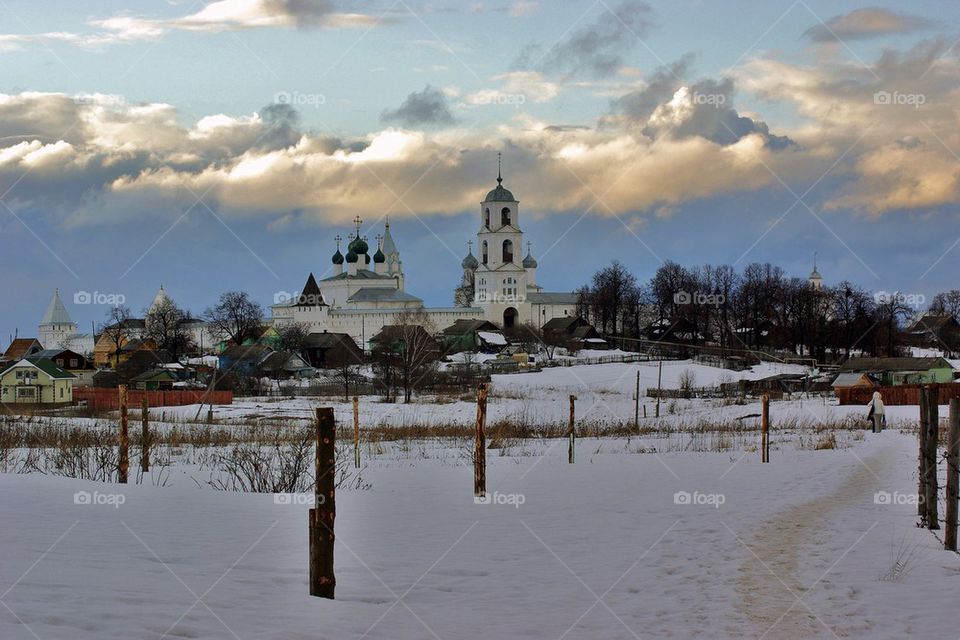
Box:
0;358;74;404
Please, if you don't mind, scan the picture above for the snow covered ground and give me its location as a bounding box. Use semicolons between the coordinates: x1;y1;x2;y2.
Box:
1;359;957;639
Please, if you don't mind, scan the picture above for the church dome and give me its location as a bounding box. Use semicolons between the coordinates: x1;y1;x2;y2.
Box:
462;251;478;269
809;267;821;280
345;249;359;263
373;248;386;263
522;252;537;269
332;249;344;265
348;235;369;254
484;180;516;202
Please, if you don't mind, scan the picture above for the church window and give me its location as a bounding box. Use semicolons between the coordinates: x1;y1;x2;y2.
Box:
501;207;511;226
484;208;490;228
482;241;488;265
502;239;513;263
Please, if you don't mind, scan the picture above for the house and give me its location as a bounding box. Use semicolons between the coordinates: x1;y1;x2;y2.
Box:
92;326;154;367
33;348;89;372
257;351;315;379
544;316;607;350
0;358;74;404
129;369;178;391
838;357;955;386
218;344;274;377
441;319;505;353
643;317;702;344
369;325;442;359
907;314;960;352
831;372;877;391
2;338;44;362
301;331;364;369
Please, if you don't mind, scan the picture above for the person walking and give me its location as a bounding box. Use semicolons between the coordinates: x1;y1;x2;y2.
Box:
867;391;885;433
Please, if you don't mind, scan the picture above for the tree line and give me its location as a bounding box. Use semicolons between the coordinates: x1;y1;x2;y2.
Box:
576;260;960;361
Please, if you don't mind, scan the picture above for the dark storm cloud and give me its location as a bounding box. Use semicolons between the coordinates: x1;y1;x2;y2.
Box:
514;0;655;78
380;86;456;128
804;8;933;43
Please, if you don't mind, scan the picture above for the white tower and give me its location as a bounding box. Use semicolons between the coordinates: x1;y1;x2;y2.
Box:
38;289;77;348
808;253;823;291
474;155;527;328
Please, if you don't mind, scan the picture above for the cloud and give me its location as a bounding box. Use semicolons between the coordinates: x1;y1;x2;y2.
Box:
515;0;655;78
804;8;933;43
0;0;381;51
464;71;560;107
611;62;795;150
381;86;456;128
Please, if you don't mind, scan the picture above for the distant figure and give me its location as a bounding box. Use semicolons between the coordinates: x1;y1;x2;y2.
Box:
867;391;885;433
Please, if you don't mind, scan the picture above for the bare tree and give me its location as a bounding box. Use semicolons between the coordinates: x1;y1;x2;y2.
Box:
205;291;264;347
145;298;194;362
371;309;439;403
277;322;311;353
98;305;134;368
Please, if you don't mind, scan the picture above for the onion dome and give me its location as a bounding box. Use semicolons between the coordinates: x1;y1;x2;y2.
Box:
332;249;344;265
484;175;516;202
522;251;537;269
462;251;478;269
373;248;386;263
348;235;369;255
345;249;358;263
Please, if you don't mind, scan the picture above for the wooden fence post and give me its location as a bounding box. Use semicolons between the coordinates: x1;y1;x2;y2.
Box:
118;385;128;484
475;384;488;498
634;370;640;433
761;394;770;464
141;396;150;473
945;398;959;551
655;360;662;418
352;396;360;469
309;407;336;599
922;387;940;530
568;395;576;464
919;393;929;518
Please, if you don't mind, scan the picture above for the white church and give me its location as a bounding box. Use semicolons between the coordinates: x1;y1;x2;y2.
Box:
271;167;578;344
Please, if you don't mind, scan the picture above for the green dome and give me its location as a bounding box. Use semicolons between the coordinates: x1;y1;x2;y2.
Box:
348;235;369;254
373;248;386;263
345;249;358;263
332;249;344;265
484;181;516;202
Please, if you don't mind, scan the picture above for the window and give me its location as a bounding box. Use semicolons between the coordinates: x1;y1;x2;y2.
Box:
482;241;488;265
60;387;64;398
484;208;490;228
17;387;35;399
501;207;511;226
502;239;513;263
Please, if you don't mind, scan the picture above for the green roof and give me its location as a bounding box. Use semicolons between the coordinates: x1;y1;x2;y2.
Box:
0;358;76;379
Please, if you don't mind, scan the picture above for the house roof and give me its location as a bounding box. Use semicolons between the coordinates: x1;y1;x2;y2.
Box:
839;356;954;372
129;369;178;383
526;292;578;305
39;289;73;326
0;358;75;379
220;344;273;362
34;348;86;363
442;319;500;336
303;332;358;349
320;269;395;283
347;288;423;304
831;372;876;387
3;338;43;361
258;351;312;372
543;316;587;332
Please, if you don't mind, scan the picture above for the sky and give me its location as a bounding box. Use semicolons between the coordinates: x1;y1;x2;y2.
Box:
0;0;958;340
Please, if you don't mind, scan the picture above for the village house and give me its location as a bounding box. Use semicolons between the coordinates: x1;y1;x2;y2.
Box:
0;358;75;405
2;338;44;362
838;356;956;386
300;331;364;369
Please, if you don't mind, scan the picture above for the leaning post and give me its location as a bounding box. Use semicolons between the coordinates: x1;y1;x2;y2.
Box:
141;396;150;473
118;384;129;484
353;396;360;469
309;407;336;598
945;398;959;551
761;394;770;463
568;394;576;464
